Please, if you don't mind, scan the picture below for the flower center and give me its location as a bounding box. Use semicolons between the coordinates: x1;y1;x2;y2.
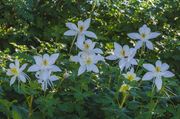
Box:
43;60;49;66
10;68;19;75
120;50;126;57
127;74;134;81
84;43;90;49
141;33;146;39
85;58;92;65
79;26;84;33
119;84;130;93
155;66;161;72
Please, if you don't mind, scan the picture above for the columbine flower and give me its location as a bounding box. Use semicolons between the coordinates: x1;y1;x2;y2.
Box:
35;70;58;91
28;53;61;72
142;60;174;91
119;84;130;93
6;59;29;86
123;68;140;81
71;53;104;76
106;43;137;71
127;24;160;50
76;39;103;54
64;18;97;44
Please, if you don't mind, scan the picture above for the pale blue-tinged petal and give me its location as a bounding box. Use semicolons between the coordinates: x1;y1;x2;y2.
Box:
50;65;61;72
83;18;91;30
146;40;154;50
10;76;16;86
142;72;154;80
18;74;26;83
9;63;15;68
15;59;20;68
84;31;97;39
143;64;155;71
119;59;126;71
161;63;169;72
43;54;50;61
77;34;85;44
50;76;58;81
114;42;122;51
91;64;99;73
78;65;86;76
49;53;59;64
162;71;174;78
28;65;41;72
127;33;141;39
64;30;77;36
19;64;27;72
135;41;143;49
155;77;162;91
70;55;80;62
139;24;151;34
34;56;42;64
93;48;103;54
106;55;118;60
66;23;78;30
155;60;162;67
148;32;160;39
6;69;13;76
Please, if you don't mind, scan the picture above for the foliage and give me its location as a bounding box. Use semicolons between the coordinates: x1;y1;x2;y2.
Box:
0;0;180;119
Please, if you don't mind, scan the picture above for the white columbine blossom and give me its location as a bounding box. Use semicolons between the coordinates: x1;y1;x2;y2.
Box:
71;53;104;76
123;68;140;81
35;70;58;91
28;53;61;72
6;59;29;86
76;39;103;54
127;24;160;50
106;42;137;71
64;18;97;44
142;60;174;91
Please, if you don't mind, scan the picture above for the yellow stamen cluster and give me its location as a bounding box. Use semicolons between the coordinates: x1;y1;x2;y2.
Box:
79;26;84;32
127;74;135;81
120;50;126;57
119;84;130;93
43;60;49;66
155;66;161;72
141;33;146;39
85;58;92;65
84;43;90;49
10;68;19;75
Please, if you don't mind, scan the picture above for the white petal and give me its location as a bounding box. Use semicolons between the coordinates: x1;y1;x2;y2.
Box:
161;63;169;72
19;64;27;72
148;32;160;39
114;42;122;51
28;65;41;72
18;74;26;83
15;59;20;68
50;65;61;72
84;31;97;39
91;64;99;73
6;70;12;76
66;23;78;30
142;72;154;80
64;30;77;36
70;55;80;62
146;40;154;50
77;35;85;44
50;76;58;81
93;48;103;54
78;21;84;28
155;60;162;67
162;71;174;78
155;77;162;91
130;58;137;65
106;55;118;60
139;24;151;34
119;59;126;71
10;76;16;86
49;53;59;64
83;18;91;30
34;56;42;64
127;33;141;39
135;41;143;49
143;64;155;71
43;54;50;61
9;63;15;68
78;66;86;76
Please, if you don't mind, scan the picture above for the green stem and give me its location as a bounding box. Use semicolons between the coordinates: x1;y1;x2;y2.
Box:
69;35;77;54
120;93;127;108
28;95;34;118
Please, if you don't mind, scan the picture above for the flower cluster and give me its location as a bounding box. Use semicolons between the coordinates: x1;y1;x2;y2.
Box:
6;18;174;92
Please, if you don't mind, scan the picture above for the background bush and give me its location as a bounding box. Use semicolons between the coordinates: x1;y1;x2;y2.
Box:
0;0;179;119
